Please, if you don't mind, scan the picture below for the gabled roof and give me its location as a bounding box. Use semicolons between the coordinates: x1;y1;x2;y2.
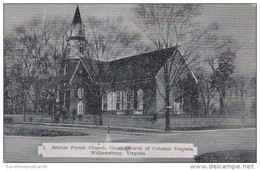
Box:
177;48;198;84
76;47;197;88
103;47;177;83
69;58;94;85
72;6;82;25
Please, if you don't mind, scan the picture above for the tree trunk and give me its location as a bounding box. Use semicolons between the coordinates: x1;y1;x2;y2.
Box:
165;89;170;131
52;101;55;122
98;95;103;125
55;104;60;123
95;83;103;126
219;95;225;114
219;85;226;114
134;89;138;110
97;64;104;126
23;104;26;122
98;113;103;125
23;93;27;122
164;67;170;131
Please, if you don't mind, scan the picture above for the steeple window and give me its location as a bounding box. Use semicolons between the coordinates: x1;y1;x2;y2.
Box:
79;44;84;54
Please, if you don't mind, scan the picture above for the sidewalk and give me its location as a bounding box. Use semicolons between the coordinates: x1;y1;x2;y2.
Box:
16;121;255;134
16;121;170;134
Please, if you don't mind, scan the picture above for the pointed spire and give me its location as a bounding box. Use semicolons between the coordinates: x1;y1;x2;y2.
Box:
72;6;82;25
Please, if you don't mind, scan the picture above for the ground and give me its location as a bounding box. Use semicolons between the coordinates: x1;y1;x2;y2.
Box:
195;150;256;163
3;123;256;163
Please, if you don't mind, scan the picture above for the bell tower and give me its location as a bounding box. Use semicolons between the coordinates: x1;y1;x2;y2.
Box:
67;6;86;59
60;6;88;119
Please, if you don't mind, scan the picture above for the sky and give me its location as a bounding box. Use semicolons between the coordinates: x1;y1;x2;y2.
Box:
3;3;256;77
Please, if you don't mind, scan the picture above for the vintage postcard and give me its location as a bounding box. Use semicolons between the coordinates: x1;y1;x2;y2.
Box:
3;3;256;164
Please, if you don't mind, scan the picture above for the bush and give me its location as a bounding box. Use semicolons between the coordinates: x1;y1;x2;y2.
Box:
4;117;15;124
29;116;33;122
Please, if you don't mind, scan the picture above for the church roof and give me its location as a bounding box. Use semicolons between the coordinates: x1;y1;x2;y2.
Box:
82;47;178;84
72;6;82;25
73;47;198;90
104;47;178;83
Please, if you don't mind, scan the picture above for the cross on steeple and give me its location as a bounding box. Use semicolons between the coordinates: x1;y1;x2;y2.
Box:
72;6;82;25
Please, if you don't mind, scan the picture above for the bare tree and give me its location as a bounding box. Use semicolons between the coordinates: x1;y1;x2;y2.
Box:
197;70;217;114
134;4;221;130
227;75;256;116
249;76;256;114
208;47;236;114
11;23;42;121
42;18;71;122
4;17;71;122
5;16;138;124
82;17;140;125
4;37;18;114
232;76;247;100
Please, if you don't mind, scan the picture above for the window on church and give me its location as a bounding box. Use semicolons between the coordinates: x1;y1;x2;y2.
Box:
64;92;66;106
78;88;84;99
103;103;108;110
64;65;67;75
127;90;134;110
116;103;120;110
79;44;84;54
116;92;121;110
127;103;131;110
79;29;82;35
102;93;108;110
77;101;83;115
137;89;143;110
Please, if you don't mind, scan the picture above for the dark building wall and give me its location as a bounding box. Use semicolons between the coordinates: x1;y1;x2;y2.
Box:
63;59;98;119
181;73;199;114
155;50;199;115
142;79;156;115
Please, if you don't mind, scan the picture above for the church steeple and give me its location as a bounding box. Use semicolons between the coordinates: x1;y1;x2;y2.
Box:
67;6;86;59
72;6;82;25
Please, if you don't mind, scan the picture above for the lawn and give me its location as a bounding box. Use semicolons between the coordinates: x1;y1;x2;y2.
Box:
195;150;256;163
4;124;89;137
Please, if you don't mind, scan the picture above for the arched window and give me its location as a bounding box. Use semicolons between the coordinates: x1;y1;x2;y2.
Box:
116;92;121;110
77;101;83;115
102;93;108;110
78;88;84;99
126;90;134;110
137;89;143;110
64;92;66;105
79;29;82;35
64;65;67;75
79;44;84;54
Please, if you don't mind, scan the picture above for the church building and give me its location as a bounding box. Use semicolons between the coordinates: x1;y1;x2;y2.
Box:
61;6;198;120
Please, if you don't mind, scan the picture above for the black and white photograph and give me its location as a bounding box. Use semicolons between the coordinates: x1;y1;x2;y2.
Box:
3;3;256;164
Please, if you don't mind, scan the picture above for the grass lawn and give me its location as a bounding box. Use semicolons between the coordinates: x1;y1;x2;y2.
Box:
171;125;254;131
4;124;90;137
195;150;256;163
